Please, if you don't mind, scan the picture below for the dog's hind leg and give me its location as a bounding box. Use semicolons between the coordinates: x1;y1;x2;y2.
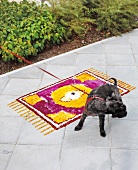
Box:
99;114;106;137
74;112;87;131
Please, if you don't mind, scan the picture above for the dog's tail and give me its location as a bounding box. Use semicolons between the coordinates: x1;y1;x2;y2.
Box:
108;78;117;86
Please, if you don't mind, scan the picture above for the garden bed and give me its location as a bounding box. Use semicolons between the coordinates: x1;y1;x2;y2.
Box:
0;28;107;75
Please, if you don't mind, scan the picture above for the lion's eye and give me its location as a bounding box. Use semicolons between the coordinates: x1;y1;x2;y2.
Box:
61;91;83;102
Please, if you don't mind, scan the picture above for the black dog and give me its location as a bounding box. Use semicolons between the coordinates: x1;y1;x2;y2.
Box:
74;78;127;137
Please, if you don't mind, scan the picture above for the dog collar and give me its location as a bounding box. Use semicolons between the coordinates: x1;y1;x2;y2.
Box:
86;96;105;103
84;96;105;116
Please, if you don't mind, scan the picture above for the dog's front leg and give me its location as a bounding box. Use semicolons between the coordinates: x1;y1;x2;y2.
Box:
99;114;106;137
74;112;87;131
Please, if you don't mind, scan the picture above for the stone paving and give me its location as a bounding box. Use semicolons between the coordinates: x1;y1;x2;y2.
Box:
0;29;138;170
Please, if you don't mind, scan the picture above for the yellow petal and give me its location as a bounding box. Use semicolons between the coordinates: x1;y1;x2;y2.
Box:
74;73;96;82
47;111;76;123
23;94;42;105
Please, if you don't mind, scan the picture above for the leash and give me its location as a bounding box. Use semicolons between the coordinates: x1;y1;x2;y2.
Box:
0;46;61;81
0;46;89;95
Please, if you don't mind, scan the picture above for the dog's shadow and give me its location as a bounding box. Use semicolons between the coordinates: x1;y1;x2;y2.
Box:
63;117;110;147
64;115;128;147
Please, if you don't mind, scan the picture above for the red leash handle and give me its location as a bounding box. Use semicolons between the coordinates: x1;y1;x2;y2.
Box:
0;46;32;65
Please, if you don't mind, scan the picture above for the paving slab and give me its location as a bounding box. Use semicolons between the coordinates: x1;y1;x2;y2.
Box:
0;77;9;94
134;54;138;64
0;144;15;170
45;52;78;66
2;78;41;95
123;81;138;98
107;66;138;82
106;54;135;66
38;78;57;89
75;65;106;74
105;44;132;54
130;44;138;54
123;97;138;120
60;147;111;170
43;65;76;79
103;35;130;44
110;119;138;149
0;117;24;144
76;54;106;66
6;145;61;170
17;122;65;146
8;63;46;79
111;149;138;170
128;35;138;44
78;43;105;54
0;95;20;117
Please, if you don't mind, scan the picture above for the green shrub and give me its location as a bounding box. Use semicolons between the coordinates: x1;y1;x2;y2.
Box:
0;0;65;62
47;0;93;38
83;0;138;35
1;0;138;62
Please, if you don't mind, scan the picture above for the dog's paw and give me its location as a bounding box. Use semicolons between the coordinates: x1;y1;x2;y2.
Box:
74;125;82;131
100;131;106;137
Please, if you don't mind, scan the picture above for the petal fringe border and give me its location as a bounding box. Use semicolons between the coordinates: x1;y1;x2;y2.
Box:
88;68;136;92
8;101;55;136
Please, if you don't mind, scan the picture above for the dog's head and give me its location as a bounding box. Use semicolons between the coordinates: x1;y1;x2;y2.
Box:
108;101;127;118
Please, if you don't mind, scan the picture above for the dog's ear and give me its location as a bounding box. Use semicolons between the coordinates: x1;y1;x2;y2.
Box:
111;90;122;102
